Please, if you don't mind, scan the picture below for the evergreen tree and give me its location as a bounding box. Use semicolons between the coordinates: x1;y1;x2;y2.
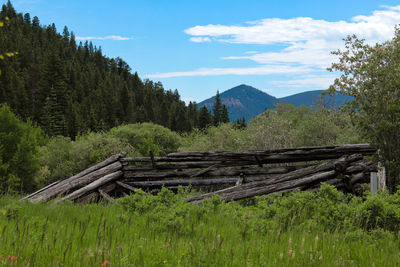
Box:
221;104;230;123
0;2;201;137
198;106;212;129
213;91;223;125
233;117;247;129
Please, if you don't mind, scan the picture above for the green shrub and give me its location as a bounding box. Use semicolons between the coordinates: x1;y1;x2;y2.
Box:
37;132;134;185
0;104;46;193
108;122;181;156
180;104;362;152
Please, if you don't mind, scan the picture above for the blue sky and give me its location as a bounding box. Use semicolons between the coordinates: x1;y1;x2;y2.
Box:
6;0;400;102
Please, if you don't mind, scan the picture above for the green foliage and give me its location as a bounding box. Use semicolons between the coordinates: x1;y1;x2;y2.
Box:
180;123;244;152
212;91;230;125
0;3;200;137
180;104;362;152
1;188;400;266
0;104;45;193
36;132;134;185
107;122;181;156
328;29;400;192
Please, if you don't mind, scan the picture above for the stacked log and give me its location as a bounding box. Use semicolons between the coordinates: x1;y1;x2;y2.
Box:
185;154;366;203
23;144;378;204
25;153;126;203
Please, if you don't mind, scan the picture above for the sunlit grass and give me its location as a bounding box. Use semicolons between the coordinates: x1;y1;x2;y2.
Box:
0;190;399;266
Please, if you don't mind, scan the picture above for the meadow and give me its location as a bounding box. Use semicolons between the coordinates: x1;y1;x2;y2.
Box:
1;185;400;266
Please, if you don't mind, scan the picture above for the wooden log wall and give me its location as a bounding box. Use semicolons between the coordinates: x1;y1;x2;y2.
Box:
24;144;378;203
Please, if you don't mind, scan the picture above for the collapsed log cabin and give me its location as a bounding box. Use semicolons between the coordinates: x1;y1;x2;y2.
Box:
23;144;381;204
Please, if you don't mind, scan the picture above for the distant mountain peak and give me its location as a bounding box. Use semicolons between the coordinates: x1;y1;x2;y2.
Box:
198;85;352;122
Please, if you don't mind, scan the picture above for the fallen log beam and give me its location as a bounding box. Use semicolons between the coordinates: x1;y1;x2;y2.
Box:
57;171;123;202
168;144;375;158
345;162;377;173
123;165;306;180
98;189;116;203
116;181;138;192
21;180;61;201
188;170;338;203
126;177;238;187
78;192;99;204
28;153;125;202
185;154;363;203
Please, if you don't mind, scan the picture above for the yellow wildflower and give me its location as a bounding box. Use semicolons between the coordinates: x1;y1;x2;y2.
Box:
0;22;4;27
162;260;167;264
1;209;6;215
5;17;9;21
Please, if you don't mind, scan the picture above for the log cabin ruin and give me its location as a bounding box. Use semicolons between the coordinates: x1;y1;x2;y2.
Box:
23;144;382;204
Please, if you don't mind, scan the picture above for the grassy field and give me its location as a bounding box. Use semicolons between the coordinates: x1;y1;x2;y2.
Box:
1;186;400;266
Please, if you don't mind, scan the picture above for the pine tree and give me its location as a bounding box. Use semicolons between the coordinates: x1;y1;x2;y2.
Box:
221;104;230;123
212;91;223;125
198;106;212;129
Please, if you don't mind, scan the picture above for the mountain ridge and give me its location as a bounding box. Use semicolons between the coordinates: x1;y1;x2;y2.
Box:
198;84;353;122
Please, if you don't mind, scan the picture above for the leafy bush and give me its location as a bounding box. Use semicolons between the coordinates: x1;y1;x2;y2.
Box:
0;104;46;193
108;122;181;156
36;132;134;185
180;104;362;152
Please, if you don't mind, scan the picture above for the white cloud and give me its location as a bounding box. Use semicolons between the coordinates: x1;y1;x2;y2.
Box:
153;5;400;79
184;6;400;45
75;35;132;41
244;51;258;54
147;65;313;78
189;37;211;42
271;74;337;89
185;5;400;70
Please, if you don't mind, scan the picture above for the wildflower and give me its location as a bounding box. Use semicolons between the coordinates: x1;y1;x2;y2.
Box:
101;260;110;266
296;200;300;204
181;252;185;256
5;17;9;21
162;260;167;264
0;22;4;27
1;209;6;215
5;53;13;57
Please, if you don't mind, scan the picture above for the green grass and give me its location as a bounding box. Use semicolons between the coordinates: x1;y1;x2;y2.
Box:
0;186;400;266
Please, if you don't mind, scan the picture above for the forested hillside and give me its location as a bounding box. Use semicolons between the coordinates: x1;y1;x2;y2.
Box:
0;2;201;137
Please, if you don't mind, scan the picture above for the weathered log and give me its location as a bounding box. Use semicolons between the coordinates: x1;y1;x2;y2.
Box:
345;162;377;173
116;181;138;192
126;177;238;187
98;189;116;203
28;154;125;202
99;183;116;193
56;170;123;202
168;144;375;158
185;154;362;203
120;145;375;164
78;192;99;204
21;180;61;201
123;165;306;180
349;172;369;185
188;170;338;203
190;163;220;177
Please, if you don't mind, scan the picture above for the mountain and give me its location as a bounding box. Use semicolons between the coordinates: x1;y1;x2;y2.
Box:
279;90;354;108
198;84;278;122
198;85;353;122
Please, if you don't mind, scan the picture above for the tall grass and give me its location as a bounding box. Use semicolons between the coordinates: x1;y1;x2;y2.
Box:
0;186;399;266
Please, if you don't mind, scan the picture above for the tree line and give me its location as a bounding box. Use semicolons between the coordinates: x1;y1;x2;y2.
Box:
0;1;228;138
